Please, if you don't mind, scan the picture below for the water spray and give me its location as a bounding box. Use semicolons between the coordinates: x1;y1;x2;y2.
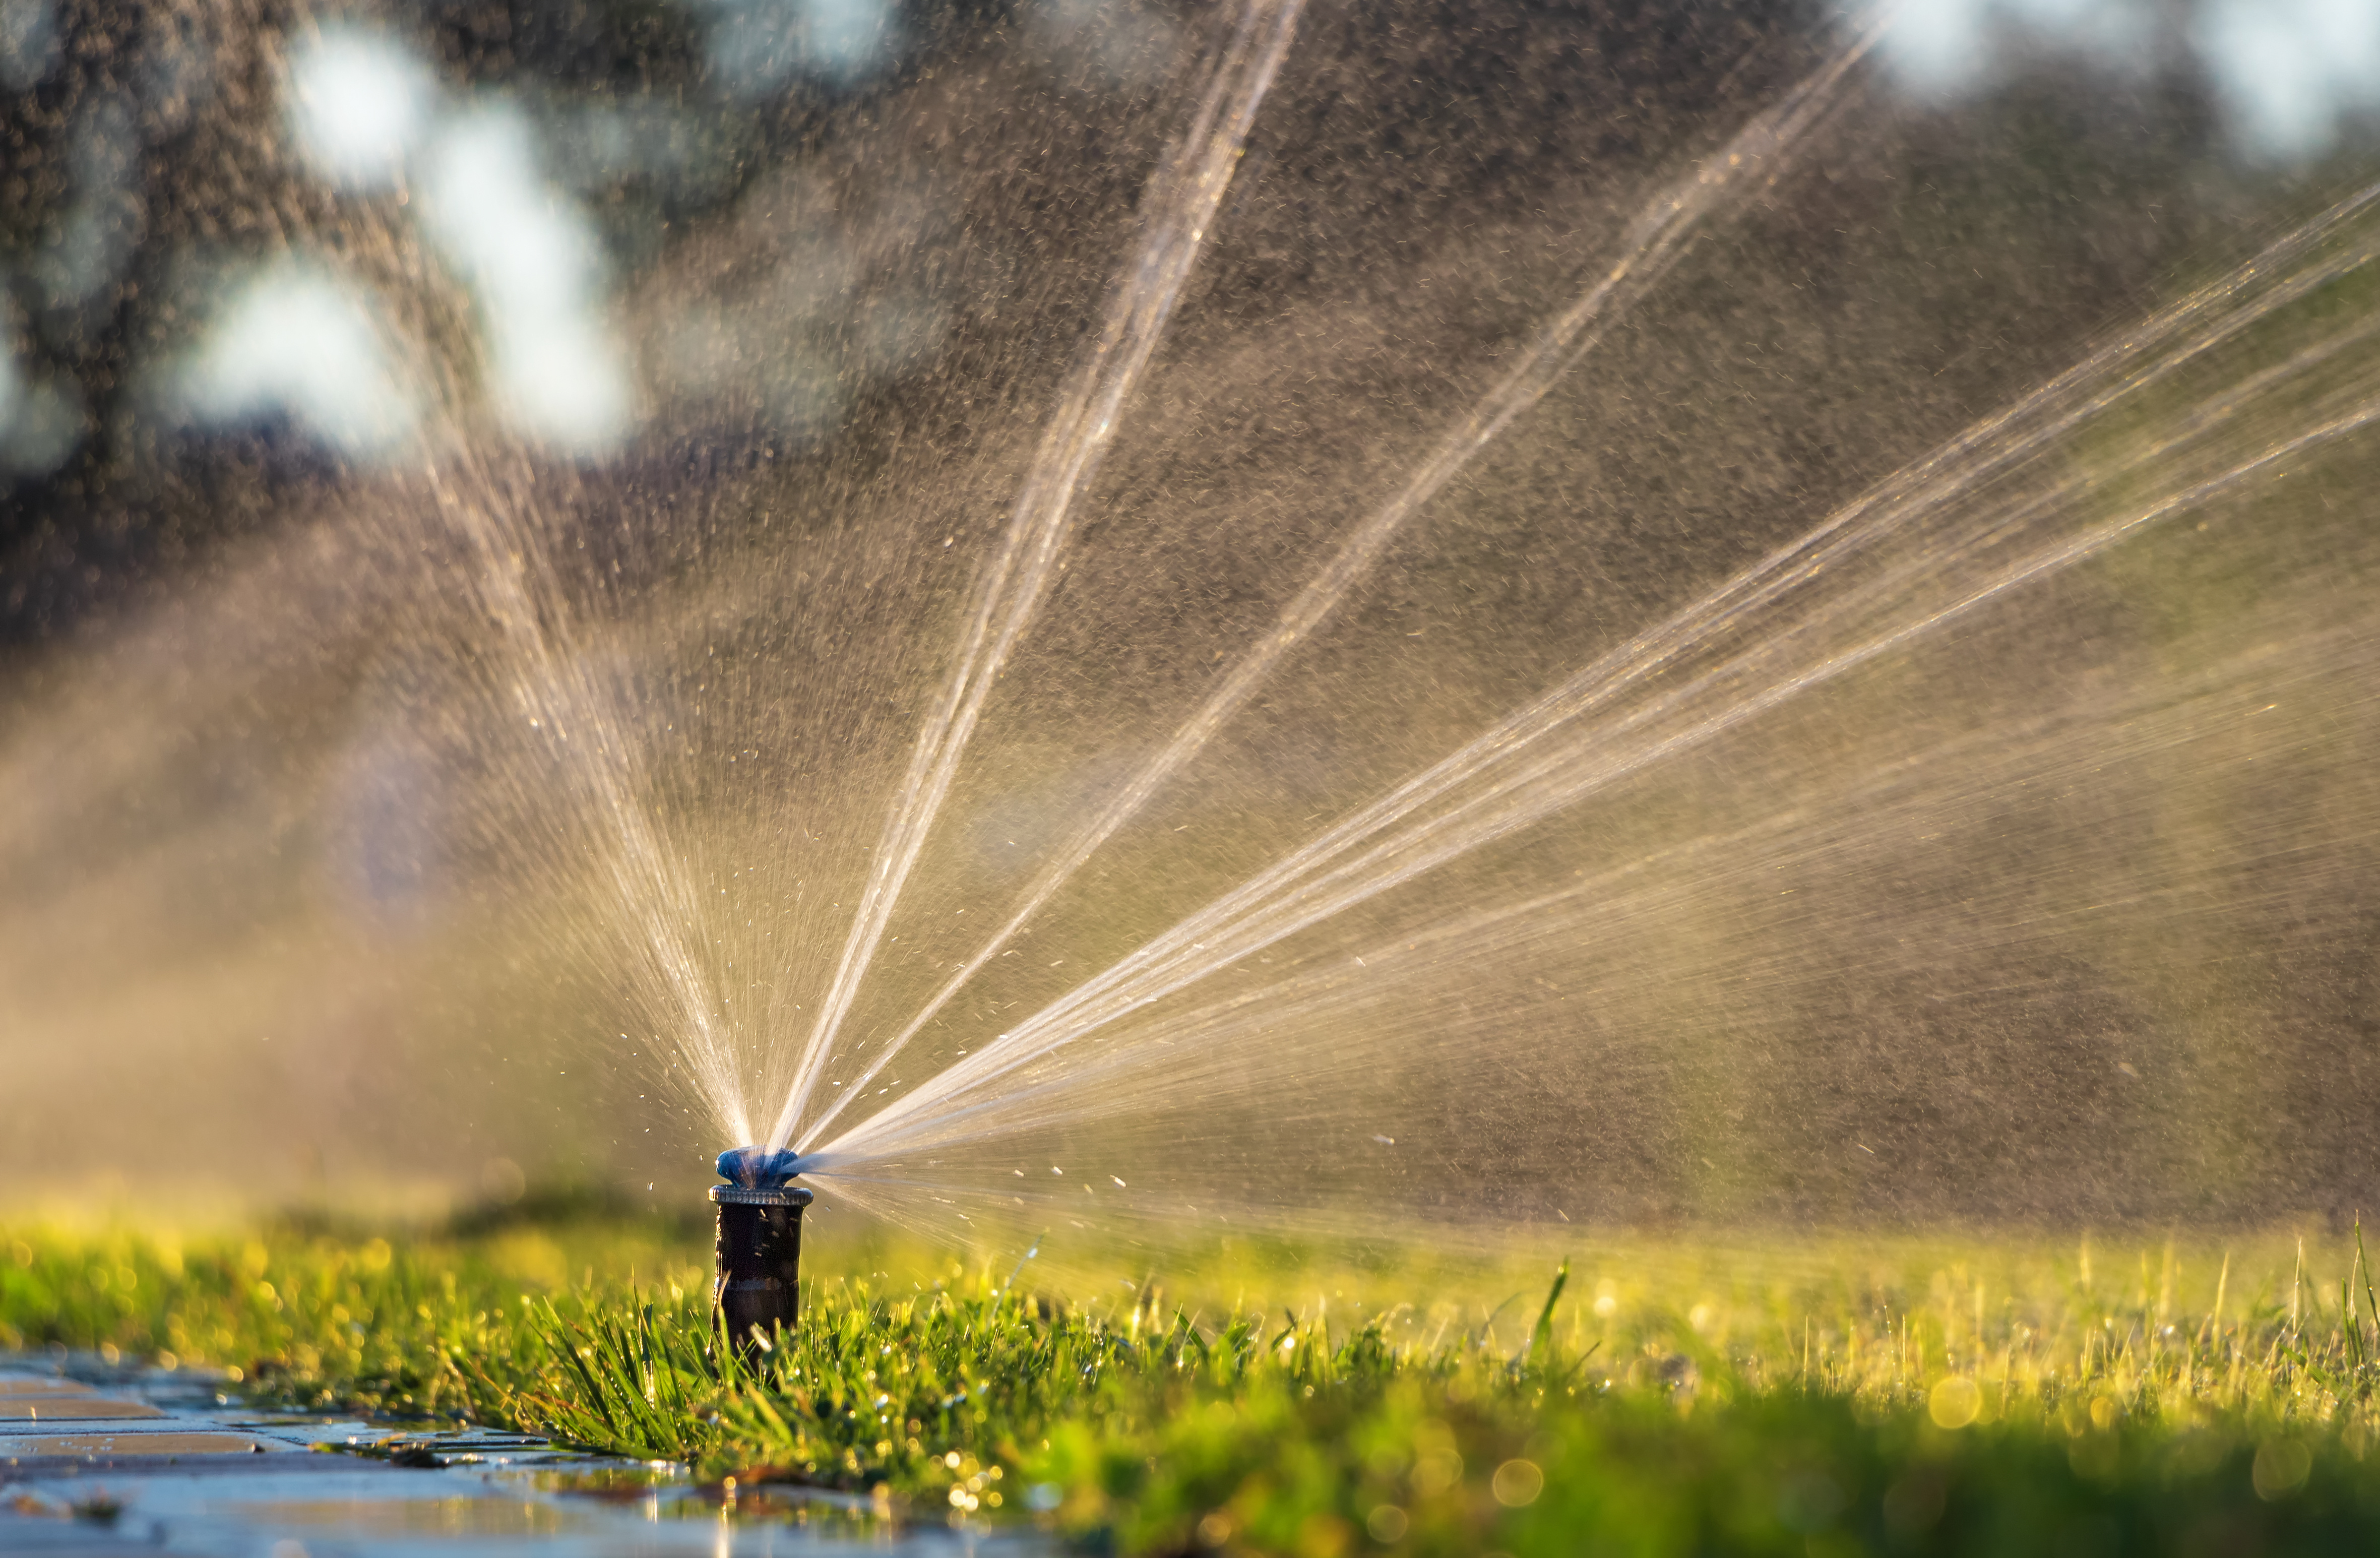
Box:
711;1147;811;1352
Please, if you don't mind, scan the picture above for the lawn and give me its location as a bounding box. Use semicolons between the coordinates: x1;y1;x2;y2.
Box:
6;1202;2380;1554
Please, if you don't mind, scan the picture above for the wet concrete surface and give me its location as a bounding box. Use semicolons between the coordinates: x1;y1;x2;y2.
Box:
1;1358;1037;1557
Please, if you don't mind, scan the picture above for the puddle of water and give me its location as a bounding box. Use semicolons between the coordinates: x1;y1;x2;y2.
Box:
274;1421;403;1447
527;1465;685;1496
536;1465;884;1529
3;1357;1055;1553
232;1493;599;1535
7;1463;1051;1554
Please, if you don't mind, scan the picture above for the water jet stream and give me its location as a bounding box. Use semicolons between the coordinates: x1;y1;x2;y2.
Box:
809;178;2380;1168
765;0;1304;1153
812;625;2380;1163
863;406;2380;1147
792;30;1880;1147
428;449;755;1142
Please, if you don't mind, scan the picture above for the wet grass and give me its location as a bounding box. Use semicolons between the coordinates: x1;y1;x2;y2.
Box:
7;1214;2380;1553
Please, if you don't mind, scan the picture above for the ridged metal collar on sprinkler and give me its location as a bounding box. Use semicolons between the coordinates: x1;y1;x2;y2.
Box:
711;1147;812;1349
714;1145;806;1195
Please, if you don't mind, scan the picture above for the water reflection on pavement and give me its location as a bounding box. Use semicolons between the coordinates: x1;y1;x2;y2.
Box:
0;1356;1041;1557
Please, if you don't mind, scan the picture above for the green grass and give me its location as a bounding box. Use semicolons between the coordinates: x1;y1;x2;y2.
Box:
8;1211;2380;1554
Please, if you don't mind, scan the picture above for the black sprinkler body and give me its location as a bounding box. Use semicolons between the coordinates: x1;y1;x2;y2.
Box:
711;1147;812;1351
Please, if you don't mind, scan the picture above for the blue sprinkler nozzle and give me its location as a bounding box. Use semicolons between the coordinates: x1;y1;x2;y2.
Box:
717;1146;803;1189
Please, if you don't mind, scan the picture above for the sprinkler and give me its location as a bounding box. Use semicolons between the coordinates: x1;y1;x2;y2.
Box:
711;1147;812;1352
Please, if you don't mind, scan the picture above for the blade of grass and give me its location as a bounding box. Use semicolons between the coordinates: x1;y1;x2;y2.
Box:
1530;1259;1571;1369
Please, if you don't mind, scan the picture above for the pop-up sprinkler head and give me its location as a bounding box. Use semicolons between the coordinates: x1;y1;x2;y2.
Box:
711;1146;812;1354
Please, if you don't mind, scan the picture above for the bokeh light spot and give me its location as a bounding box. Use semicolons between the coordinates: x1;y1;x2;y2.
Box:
284;25;437;192
170;264;418;457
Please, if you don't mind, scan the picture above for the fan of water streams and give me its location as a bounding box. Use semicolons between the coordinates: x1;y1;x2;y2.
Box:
747;14;2380;1241
789;168;2380;1244
4;0;2379;1240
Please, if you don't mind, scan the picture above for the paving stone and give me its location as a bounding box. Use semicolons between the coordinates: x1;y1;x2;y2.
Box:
3;1431;299;1458
0;1399;169;1421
